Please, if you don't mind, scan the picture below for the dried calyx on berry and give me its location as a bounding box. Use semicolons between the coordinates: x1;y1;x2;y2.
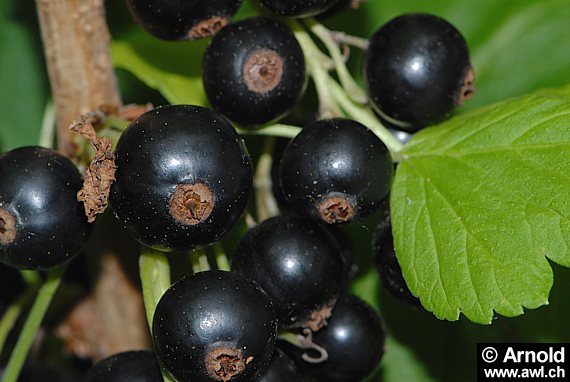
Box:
279;118;393;225
203;17;307;126
280;294;386;382
152;270;278;382
231;215;346;330
126;0;244;40
110;105;253;251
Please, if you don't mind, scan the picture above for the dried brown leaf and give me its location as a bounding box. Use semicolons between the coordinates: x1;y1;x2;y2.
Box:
70;117;117;223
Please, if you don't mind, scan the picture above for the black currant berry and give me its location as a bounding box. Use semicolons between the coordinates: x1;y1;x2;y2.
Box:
364;13;474;131
153;270;278;382
231;215;345;330
85;350;162;382
373;213;420;306
203;17;306;126
282;294;386;382
259;0;341;18
110;105;253;251
0;146;92;270
126;0;244;41
254;349;301;382
279;118;393;224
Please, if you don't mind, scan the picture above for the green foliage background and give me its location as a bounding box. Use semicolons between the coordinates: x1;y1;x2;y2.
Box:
1;0;570;381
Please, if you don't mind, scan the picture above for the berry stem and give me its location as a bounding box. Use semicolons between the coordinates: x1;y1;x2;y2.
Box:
329;31;370;50
139;246;172;329
244;212;258;229
190;249;211;273
307;19;368;104
39;100;56;148
254;137;280;222
328;78;404;156
1;265;67;382
289;19;404;156
278;329;329;363
289;20;343;118
212;242;230;271
0;284;39;355
236;124;302;139
19;270;41;286
139;247;176;382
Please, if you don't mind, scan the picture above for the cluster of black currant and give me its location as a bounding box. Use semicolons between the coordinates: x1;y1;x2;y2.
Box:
0;0;474;381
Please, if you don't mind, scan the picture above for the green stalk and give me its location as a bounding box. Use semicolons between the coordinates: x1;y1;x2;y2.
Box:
138;247;176;382
236;124;301;139
190;249;210;274
19;270;41;287
38;100;56;148
139;247;171;329
254;137;279;222
212;242;230;272
307;19;368;104
2;265;67;382
244;212;258;229
289;20;343;118
328;78;404;156
0;287;39;354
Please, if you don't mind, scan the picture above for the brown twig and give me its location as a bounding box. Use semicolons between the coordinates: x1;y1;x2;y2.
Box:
36;0;121;156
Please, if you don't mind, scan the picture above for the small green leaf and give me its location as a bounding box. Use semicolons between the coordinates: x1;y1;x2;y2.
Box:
139;247;171;328
391;85;570;324
111;38;208;106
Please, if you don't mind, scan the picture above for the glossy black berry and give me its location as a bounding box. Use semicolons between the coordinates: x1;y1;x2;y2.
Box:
254;349;301;382
85;350;162;382
231;215;345;330
126;0;244;41
203;17;306;126
153;270;278;382
282;294;386;382
259;0;341;18
373;213;420;306
110;105;253;251
0;146;92;270
279;118;393;224
364;13;474;131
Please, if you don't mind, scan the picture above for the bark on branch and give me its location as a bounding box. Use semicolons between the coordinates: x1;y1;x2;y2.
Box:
36;0;121;155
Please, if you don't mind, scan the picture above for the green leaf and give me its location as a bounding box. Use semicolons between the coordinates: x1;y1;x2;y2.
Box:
391;85;570;324
111;38;208;106
0;11;47;151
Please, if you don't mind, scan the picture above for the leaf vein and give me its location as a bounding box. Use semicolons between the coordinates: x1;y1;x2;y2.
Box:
415;166;454;316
